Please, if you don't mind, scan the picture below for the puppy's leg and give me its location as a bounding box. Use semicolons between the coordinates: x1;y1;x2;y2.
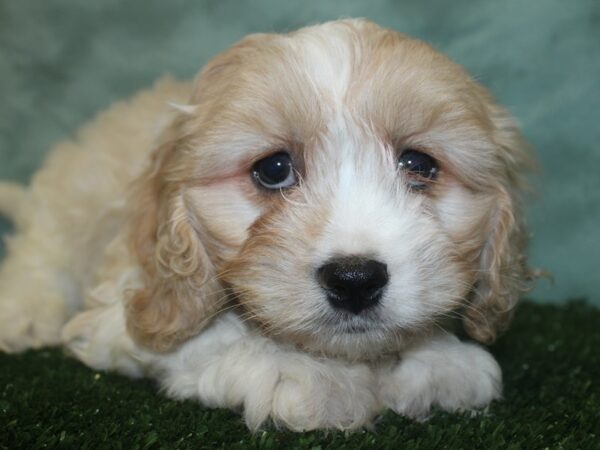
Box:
62;295;380;430
378;334;501;420
61;301;149;378
61;260;150;378
0;229;78;352
157;318;381;431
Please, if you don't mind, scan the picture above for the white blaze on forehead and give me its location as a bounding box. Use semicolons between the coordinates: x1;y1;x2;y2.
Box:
290;28;355;104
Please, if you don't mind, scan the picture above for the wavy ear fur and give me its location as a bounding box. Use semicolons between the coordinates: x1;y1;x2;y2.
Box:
463;105;533;344
125;113;222;353
464;187;528;343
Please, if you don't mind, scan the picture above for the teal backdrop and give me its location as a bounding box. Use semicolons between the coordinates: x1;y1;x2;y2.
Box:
0;0;598;304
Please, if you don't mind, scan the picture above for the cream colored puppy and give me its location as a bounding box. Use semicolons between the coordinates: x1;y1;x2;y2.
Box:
0;19;532;431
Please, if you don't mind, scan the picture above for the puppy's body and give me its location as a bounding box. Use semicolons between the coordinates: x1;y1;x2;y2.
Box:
0;79;190;353
0;20;530;431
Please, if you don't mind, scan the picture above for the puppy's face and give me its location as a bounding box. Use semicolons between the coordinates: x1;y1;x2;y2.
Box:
127;20;531;358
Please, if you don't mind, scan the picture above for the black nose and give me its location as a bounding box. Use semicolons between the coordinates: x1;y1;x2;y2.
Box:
317;257;389;314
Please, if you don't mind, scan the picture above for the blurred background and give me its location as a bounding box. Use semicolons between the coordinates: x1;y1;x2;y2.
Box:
0;0;598;304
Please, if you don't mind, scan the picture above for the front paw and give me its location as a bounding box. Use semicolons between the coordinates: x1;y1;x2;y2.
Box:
379;335;502;420
268;359;379;431
187;340;380;431
61;304;145;377
0;304;65;352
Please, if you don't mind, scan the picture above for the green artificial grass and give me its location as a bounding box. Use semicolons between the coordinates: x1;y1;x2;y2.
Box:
1;300;599;449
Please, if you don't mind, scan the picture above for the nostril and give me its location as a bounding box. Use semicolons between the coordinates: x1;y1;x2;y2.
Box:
317;256;389;314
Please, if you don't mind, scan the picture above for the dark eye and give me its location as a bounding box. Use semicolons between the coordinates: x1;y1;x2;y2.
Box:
252;151;297;190
398;149;438;189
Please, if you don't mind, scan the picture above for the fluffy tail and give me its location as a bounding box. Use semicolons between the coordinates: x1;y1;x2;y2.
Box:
0;182;28;229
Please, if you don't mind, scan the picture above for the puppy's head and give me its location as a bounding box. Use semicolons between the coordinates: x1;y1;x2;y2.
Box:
126;19;532;357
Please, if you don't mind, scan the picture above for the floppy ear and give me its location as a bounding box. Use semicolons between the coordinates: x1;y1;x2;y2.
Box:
463;106;533;344
125;113;223;353
125;33;277;352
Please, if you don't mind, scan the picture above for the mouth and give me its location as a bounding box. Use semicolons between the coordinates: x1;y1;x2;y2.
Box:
321;310;382;335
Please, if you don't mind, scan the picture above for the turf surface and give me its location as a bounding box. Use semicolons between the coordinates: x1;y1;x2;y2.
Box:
1;301;599;449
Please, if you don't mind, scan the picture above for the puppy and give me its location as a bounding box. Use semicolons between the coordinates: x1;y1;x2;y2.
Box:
0;19;532;431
